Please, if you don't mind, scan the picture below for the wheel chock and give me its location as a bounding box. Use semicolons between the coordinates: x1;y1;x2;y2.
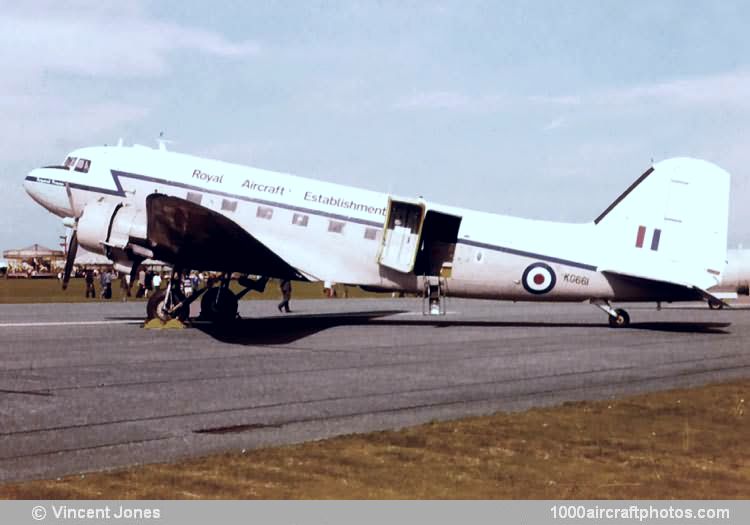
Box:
163;319;187;329
143;318;165;329
143;318;187;329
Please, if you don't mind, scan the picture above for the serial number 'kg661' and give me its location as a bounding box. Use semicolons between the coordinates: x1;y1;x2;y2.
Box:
563;273;589;286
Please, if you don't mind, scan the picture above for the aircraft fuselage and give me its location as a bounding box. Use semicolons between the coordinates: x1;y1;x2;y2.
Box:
23;145;727;305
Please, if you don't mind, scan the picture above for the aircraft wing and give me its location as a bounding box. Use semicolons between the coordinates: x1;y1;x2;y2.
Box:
145;194;306;279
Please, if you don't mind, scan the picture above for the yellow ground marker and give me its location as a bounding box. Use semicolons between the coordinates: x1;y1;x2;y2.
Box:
143;318;187;329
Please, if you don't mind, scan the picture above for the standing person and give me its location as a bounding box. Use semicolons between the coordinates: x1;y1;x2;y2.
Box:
119;272;130;302
144;270;154;298
182;272;194;297
102;268;113;299
136;267;146;298
85;268;96;298
152;272;162;291
277;279;292;313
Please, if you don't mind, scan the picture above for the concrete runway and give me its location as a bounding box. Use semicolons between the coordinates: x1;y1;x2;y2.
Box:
1;298;749;482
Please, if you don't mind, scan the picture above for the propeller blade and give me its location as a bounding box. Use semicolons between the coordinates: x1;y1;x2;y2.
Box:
62;230;78;290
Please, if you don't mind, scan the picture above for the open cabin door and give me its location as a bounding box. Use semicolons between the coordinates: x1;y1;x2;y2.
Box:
377;197;463;275
377;198;425;273
414;210;462;277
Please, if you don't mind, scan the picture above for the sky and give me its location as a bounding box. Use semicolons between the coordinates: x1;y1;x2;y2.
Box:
1;0;749;252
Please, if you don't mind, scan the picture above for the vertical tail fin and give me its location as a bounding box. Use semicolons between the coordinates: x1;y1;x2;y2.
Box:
596;157;730;290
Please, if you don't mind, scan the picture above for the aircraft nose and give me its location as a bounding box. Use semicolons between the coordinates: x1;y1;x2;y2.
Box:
22;174;37;197
24;168;74;218
23;169;43;199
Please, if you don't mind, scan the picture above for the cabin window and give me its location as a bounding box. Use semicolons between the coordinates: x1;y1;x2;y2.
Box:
328;220;345;234
257;206;273;220
364;227;379;240
221;199;237;212
64;157;77;169
186;192;203;204
292;213;309;227
74;158;91;173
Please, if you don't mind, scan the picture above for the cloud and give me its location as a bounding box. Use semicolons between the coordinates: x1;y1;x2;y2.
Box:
0;4;259;79
542;116;566;131
600;71;750;109
394;91;472;110
526;95;582;106
395;70;750;116
0;1;261;166
526;70;750;112
393;91;509;112
0;98;149;160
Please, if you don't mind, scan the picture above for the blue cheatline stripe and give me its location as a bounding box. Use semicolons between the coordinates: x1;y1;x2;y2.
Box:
25;171;386;228
25;176;63;186
25;176;124;197
27;173;599;272
457;239;598;272
114;170;387;228
651;228;662;251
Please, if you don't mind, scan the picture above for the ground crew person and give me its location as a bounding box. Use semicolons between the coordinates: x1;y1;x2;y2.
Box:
85;268;96;298
278;279;292;313
120;273;131;301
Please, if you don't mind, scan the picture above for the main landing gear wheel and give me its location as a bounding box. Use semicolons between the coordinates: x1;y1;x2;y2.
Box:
608;308;630;328
147;289;188;322
200;286;239;323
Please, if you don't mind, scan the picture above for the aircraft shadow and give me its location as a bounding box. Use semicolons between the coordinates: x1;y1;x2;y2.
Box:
627;322;730;334
194;310;410;345
192;311;731;345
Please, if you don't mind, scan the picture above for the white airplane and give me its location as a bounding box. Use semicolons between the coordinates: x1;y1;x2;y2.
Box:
24;143;732;327
706;248;750;308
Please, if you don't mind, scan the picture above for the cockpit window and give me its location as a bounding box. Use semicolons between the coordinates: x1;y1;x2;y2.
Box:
63;156;77;169
74;158;91;173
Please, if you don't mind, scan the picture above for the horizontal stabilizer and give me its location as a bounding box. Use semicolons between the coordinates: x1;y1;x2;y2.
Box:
692;286;732;308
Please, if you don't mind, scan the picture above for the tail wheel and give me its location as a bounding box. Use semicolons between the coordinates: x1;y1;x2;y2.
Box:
146;289;188;322
608;308;630;328
200;286;239;323
708;299;724;310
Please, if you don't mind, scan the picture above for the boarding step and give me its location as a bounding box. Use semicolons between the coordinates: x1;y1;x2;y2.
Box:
422;275;447;316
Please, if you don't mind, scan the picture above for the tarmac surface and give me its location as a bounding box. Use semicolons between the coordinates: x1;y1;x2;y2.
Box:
1;298;749;482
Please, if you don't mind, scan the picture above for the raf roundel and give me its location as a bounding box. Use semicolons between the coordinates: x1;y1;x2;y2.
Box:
522;262;557;295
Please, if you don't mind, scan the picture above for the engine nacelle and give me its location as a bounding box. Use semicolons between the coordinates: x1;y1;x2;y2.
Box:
77;198;152;273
